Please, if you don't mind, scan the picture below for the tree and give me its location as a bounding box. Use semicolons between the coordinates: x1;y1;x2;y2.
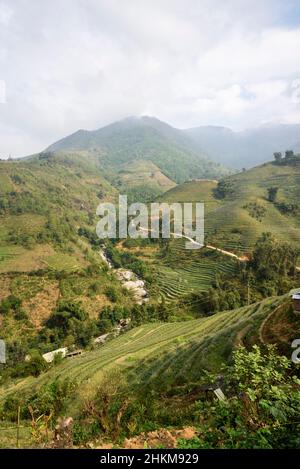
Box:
0;295;22;315
285;150;294;159
267;186;278;203
273;152;282;163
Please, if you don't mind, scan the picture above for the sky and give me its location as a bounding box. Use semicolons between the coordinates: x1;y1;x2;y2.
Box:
1;0;300;157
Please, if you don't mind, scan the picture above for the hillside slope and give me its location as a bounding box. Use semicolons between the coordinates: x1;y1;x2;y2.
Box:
45;116;231;186
0;152;117;273
0;292;295;408
160;160;300;255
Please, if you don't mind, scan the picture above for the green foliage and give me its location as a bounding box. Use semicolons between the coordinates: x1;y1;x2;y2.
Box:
188;233;299;316
0;378;75;422
243;202;266;221
10;350;48;378
251;232;299;282
267;186;279;203
276;201;299;216
273;150;300;166
179;346;300;449
214;179;235;199
72;345;300;449
105;286;119;303
44;301;95;347
105;242;151;280
273;152;282;163
27;378;76;418
0;295;22;315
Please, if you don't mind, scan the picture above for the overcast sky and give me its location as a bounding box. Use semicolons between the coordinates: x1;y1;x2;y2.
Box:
1;0;300;157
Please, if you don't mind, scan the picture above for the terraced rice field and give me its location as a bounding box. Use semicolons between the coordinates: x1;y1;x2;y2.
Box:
0;293;288;408
152;239;237;302
0;247;18;261
160;164;300;255
43;253;84;272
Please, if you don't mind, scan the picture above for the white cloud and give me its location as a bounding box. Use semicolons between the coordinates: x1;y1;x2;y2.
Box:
0;80;5;103
0;0;300;156
0;2;13;25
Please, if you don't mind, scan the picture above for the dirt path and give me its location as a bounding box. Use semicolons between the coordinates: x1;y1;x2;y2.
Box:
139;226;249;261
258;303;284;344
234;324;251;347
206;244;249;262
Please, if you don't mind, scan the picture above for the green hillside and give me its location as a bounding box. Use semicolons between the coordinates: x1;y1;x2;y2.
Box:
110;159;176;202
1;151;300;449
160;159;300;255
46;116;231;187
150;241;237;304
0;153;117;273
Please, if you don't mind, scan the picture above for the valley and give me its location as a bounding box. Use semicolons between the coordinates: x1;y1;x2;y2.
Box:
0;118;300;449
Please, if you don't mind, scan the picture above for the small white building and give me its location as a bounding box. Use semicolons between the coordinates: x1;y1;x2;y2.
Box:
0;339;5;364
42;347;68;363
94;333;110;344
292;293;300;313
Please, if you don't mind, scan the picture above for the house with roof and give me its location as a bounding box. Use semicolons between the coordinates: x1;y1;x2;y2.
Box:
292;293;300;313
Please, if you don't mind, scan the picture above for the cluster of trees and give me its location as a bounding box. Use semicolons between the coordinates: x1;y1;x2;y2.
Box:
1;291;172;382
8;214;77;249
41;301;98;349
274;150;300;165
266;187;300;215
267;186;279;203
250;232;299;281
105;242;153;281
243;202;266;221
214;179;235;199
0;295;27;320
98;302;170;335
178;346;300;449
276;201;299;215
0;190;45;216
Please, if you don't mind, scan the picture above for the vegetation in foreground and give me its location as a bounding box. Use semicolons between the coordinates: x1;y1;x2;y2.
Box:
1;344;299;449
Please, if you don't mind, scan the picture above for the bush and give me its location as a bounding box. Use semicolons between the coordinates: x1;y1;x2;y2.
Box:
0;295;22;315
105;286;119;303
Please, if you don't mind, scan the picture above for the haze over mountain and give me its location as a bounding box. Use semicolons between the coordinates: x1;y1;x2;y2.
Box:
45;115;300;172
45;116;231;195
186;123;300;169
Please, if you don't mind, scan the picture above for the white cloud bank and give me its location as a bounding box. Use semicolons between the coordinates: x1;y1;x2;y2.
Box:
0;0;300;157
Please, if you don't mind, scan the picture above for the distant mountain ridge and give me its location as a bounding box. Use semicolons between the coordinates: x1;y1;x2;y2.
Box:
46;116;300;171
45;116;231;190
186;123;300;169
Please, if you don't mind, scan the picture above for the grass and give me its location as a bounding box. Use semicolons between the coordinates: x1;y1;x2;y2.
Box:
0;421;32;449
43;253;83;272
160;162;300;255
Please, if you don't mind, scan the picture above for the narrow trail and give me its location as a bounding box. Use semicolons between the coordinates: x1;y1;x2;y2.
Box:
138;226;249;262
206;244;249;262
258;302;284;345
